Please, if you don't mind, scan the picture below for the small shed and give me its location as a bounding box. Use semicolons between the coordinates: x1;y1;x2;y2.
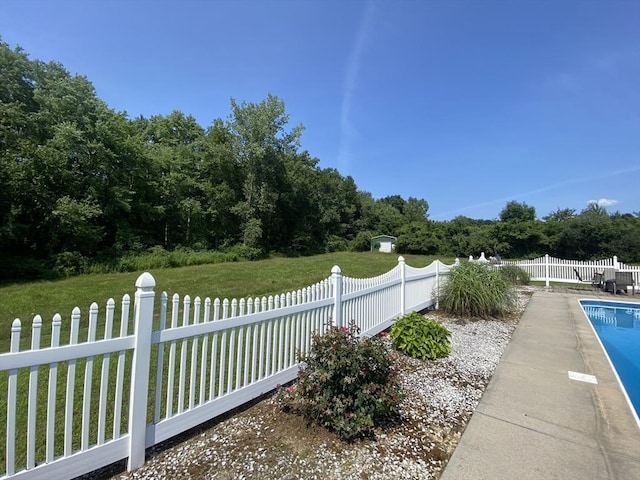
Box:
371;235;397;253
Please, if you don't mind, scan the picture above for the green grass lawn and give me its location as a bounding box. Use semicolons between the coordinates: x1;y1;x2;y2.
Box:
0;251;448;352
0;252;449;475
529;280;595;289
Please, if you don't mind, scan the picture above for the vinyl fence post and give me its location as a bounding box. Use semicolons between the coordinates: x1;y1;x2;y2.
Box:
398;256;406;316
545;254;550;288
331;265;343;328
127;272;156;472
435;260;440;310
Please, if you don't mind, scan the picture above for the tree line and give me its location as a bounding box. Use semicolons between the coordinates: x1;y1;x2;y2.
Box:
1;41;638;281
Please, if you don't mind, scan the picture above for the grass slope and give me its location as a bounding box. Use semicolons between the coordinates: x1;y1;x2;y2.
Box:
0;252;447;351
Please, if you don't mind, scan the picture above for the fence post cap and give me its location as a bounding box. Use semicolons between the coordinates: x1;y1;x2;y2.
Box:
135;272;156;290
398;256;405;263
331;265;341;275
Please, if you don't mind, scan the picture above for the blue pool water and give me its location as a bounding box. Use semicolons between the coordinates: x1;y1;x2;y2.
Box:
580;300;640;418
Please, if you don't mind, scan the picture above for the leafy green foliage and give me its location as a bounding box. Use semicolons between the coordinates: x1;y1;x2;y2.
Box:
439;262;516;319
2;40;640;283
349;231;374;252
499;265;530;285
277;322;402;442
499;201;536;223
390;312;451;360
396;222;443;255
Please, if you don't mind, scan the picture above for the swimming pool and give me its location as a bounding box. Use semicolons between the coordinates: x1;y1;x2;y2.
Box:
580;299;640;422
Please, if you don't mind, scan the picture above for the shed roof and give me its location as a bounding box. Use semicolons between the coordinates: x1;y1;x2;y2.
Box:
371;235;397;241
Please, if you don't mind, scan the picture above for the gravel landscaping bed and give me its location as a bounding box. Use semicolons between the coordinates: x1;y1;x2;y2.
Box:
87;287;539;480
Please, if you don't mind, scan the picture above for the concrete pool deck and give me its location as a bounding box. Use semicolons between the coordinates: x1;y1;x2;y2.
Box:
439;290;640;480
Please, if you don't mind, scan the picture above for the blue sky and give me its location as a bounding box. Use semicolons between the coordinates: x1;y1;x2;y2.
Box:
1;0;639;220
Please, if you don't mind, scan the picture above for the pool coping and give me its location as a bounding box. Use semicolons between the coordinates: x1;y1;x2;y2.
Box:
578;298;640;430
440;290;640;480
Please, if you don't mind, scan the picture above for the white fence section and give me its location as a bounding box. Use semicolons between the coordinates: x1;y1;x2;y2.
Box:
0;257;452;480
471;253;640;289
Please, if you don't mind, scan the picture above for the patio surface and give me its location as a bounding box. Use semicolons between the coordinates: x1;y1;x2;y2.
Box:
439;289;640;480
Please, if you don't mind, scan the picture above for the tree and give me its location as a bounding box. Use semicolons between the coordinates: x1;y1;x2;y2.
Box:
541;208;576;254
499;201;536;223
496;201;544;257
403;197;429;223
555;204;614;259
229;94;303;250
139;111;207;248
379;195;405;214
608;212;640;263
396;222;441;254
0;42;38;254
2;51;127;259
443;216;496;258
372;201;405;236
199;118;243;248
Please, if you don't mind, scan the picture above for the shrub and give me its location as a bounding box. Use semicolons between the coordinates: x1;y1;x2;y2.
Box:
395;222;440;255
390;312;451;360
222;244;265;261
439;261;516;318
325;235;349;253
499;264;530;285
349;231;373;252
277;322;402;442
52;251;89;278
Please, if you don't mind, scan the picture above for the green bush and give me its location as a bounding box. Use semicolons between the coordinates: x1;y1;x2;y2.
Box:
52;251;89;278
277;321;402;442
390;312;451;360
395;222;440;255
499;264;530;285
325;235;349;253
439;261;516;318
349;231;373;252
222;244;265;261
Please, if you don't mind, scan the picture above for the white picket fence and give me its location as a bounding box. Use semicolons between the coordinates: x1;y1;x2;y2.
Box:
0;257;452;480
472;252;640;289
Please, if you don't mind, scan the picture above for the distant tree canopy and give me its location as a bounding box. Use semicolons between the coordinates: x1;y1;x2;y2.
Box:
1;41;639;281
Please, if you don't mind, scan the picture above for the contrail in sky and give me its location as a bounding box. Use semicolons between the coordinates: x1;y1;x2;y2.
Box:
431;165;640;219
337;1;377;173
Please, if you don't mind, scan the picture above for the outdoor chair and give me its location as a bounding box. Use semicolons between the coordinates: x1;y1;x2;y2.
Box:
614;272;635;295
591;271;604;290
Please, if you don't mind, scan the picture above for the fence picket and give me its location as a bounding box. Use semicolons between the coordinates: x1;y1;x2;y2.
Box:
218;327;227;398
81;303;99;451
46;314;62;462
64;307;81;456
177;295;190;414
6;319;21;476
26;316;42;469
189;297;201;410
154;292;168;424
8;255;636;479
199;298;211;406
113;294;130;439
97;299;115;445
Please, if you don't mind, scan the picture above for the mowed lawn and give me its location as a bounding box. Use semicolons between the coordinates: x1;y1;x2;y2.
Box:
0;252;450;352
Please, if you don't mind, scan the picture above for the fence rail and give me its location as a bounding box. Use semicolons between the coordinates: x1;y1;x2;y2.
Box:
472;252;640;289
5;253;635;478
1;257;451;479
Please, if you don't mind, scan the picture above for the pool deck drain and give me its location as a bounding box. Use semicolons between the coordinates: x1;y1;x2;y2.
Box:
440;291;640;480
